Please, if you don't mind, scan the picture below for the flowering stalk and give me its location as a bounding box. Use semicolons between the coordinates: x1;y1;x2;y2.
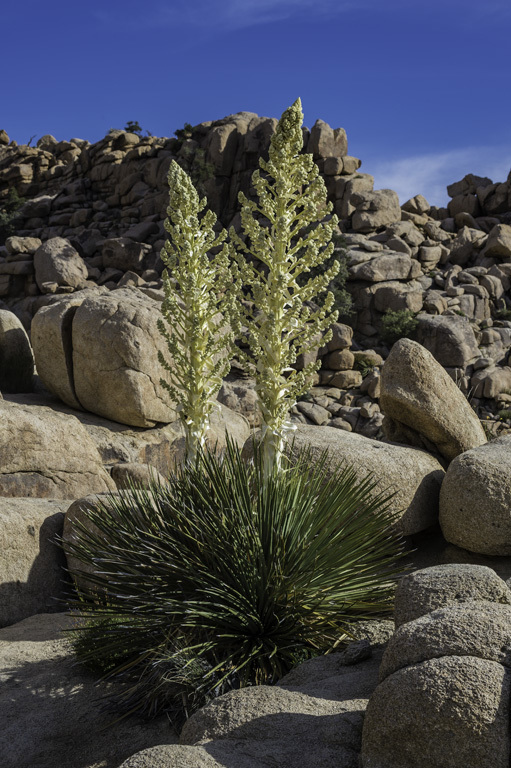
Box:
231;98;340;479
158;160;237;463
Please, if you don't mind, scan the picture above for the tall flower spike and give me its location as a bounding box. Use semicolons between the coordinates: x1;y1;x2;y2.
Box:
158;160;238;463
230;98;340;479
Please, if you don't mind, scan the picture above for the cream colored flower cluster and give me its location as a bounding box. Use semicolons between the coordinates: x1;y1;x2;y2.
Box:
159;99;340;472
158;160;238;462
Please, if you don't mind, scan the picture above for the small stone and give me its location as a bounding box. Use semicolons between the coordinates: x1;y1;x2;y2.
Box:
5;236;42;255
295;401;331;426
360;402;379;419
324;348;354;371
326;370;363;389
329;417;352;431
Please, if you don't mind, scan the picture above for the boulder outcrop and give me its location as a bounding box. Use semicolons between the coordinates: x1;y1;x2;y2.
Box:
32;287;178;427
2;109;511;768
244;424;445;535
361;565;511;768
1;111;511;439
380;338;486;461
439;435;511;555
0;498;69;627
0;400;115;498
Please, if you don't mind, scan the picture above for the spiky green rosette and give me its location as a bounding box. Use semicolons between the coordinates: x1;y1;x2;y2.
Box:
158;160;237;462
62;439;405;725
231;98;340;477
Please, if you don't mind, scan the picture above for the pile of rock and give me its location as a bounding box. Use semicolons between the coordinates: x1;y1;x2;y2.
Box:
1;112;511;768
2;113;511;436
0;327;510;768
361;564;511;768
117;561;511;768
290;322;384;438
117;621;395;768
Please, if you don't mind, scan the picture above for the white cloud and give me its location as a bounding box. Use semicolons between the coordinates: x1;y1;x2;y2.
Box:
94;0;369;32
93;0;511;33
368;146;511;208
216;0;358;28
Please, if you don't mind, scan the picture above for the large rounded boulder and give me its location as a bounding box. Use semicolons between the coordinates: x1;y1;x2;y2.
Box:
0;400;115;499
32;287;177;427
379;601;511;680
31;288;107;410
393;563;511;627
33;237;88;291
439;435;511;555
72;288;177;426
244;424;444;535
380;338;486;462
0;309;35;392
361;656;510;768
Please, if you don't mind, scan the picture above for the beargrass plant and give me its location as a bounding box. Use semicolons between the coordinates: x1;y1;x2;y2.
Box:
64;438;405;725
230;98;340;478
64;99;407;728
158;160;238;462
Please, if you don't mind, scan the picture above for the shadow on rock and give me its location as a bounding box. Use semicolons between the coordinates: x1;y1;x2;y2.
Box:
0;614;176;768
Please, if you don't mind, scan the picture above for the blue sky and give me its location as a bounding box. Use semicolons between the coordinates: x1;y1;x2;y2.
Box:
3;0;511;206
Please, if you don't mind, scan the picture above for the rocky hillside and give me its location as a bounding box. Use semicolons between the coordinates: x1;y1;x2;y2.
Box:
2;115;511;436
2;117;511;768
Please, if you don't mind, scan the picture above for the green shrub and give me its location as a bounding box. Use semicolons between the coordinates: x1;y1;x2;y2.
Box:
495;308;511;321
173;123;215;196
70;612;137;676
174;122;194;143
330;235;353;318
63;440;405;725
354;355;376;379
498;408;511;422
0;188;25;244
298;232;352;318
380;309;418;346
187;147;216;196
123;120;143;136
